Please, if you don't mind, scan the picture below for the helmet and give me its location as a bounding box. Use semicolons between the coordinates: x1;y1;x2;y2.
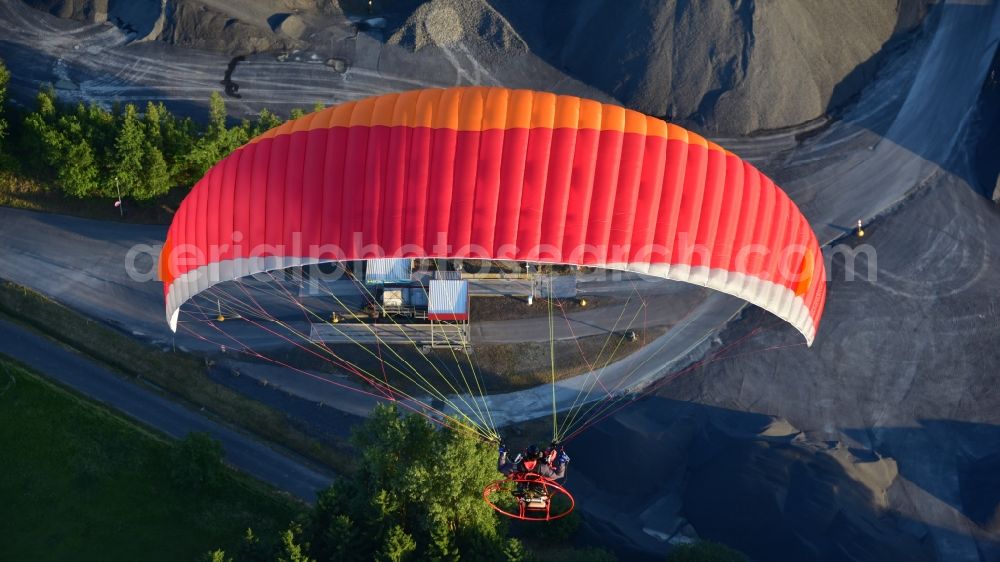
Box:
525;445;542;460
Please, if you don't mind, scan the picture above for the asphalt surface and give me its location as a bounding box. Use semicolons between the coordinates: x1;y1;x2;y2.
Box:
0;317;332;502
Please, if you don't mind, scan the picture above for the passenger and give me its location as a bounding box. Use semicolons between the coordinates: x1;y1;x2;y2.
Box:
497;443;569;480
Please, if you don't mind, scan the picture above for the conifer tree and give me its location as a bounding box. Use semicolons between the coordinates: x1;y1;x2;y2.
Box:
0;58;10;153
112;103;146;198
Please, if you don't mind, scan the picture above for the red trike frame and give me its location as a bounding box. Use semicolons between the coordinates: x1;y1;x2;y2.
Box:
482;472;575;521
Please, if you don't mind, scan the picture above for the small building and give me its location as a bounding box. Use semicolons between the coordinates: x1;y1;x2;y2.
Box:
427;279;469;321
364;258;412;284
427;279;470;349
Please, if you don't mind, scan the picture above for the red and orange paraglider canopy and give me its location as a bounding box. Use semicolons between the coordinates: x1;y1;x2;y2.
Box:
160;86;825;344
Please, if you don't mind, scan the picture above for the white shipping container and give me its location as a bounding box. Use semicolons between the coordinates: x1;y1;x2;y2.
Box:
382;288;405;307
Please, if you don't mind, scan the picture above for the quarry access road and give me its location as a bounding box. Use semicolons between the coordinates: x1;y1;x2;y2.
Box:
0;317;332;502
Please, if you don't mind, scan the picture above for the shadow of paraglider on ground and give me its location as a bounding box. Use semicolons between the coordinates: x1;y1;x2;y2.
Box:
567;398;1000;562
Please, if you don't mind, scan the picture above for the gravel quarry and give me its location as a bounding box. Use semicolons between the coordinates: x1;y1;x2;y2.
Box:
2;1;1000;560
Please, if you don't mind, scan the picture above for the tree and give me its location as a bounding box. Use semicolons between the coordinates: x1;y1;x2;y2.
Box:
170;431;225;491
376;525;416;562
19;87;60;174
111;103;146;197
105;102;175;199
19;89;104;196
35;85;57;120
181;92;248;180
144;101;164;151
665;541;747;562
138;141;171;199
250;108;282;137
53;115;100;197
310;510;356;562
0;57;10;153
208;91;227;137
74;101;116;174
203;550;233;562
277;523;314;562
305;404;506;561
425;504;460;562
234;528;275;562
501;539;529;562
161;111;196;186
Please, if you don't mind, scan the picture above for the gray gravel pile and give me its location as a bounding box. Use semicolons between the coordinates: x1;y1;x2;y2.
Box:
21;0;335;53
485;0;928;134
386;0;526;62
571;405;933;561
161;1;297;53
21;0;107;22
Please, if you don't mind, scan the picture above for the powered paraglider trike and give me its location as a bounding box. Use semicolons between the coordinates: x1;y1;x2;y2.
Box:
483;472;575;521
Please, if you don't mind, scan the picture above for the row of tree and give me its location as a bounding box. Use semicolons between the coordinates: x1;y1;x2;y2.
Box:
205;404;616;562
0;57;286;201
0;61;9;154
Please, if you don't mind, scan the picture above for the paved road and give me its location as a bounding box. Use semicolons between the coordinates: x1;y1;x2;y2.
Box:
0;317;332;502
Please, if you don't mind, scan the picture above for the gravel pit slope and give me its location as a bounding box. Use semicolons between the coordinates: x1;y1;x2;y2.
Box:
23;0;928;134
389;0;929;134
